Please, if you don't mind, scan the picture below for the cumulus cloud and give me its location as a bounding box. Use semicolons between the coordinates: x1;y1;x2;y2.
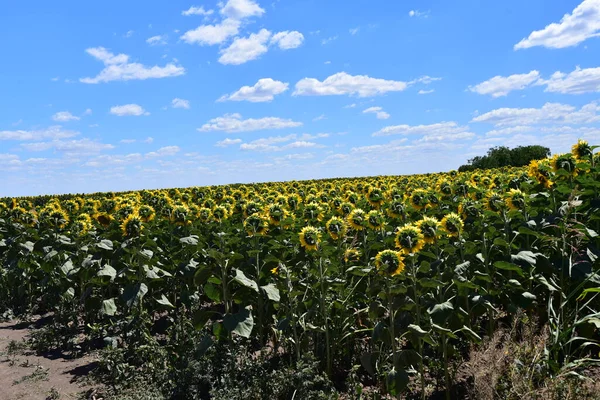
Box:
270;31;304;49
294;72;408;97
146;146;180;157
172;98;191;109
218;78;289;102
198;113;302;132
468;71;541;97
373;121;473;137
110;104;150;116
215;138;243;147
541;66;600;94
472;101;600;126
218;29;272;65
182;6;214;16
180;18;241;45
219;0;265;19
0;126;79;141
515;0;600;49
52;111;80;122
80;47;185;83
146;35;167;45
21;138;114;155
362;106;390;120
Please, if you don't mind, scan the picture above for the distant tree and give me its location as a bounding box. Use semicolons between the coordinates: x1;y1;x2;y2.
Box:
458;144;550;172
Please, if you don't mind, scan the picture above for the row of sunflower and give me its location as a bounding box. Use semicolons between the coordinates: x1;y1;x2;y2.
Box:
0;139;598;397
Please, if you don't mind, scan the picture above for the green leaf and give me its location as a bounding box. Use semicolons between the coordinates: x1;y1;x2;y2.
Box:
102;298;117;316
493;261;524;277
97;239;113;251
63;287;75;299
60;260;77;277
19;241;34;253
428;301;454;325
224;307;254;338
193;264;212;286
431;323;457;338
203;283;221;302
180;236;199;245
139;249;154;260
386;367;409;396
122;283;148;308
144;265;172;279
233;269;259;292
360;352;379;376
455;325;482;343
578;288;600;301
408;324;429;336
193;310;220;330
260;283;280;302
156;294;175;308
97;264;117;281
511;251;538;266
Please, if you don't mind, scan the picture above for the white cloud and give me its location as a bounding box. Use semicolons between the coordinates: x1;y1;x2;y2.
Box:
125;30;134;38
468;71;541;97
218;78;289;102
321;35;338;45
52;111;80;122
410;75;441;85
515;0;600;49
472;101;600;126
219;29;272;65
541;66;600;94
182;6;214;16
220;0;265;19
110;104;150;116
240;136;321;152
415;131;475;142
363;106;390;120
0;126;79;141
485;125;600;137
180;18;241;45
409;10;429;18
22;138;114;155
294;72;408;97
418;89;435;95
313;114;327;121
120;139;137;144
83;108;93;115
373;121;472;137
80;47;185;83
215;138;243;147
344;103;357;108
143;137;154;144
349;27;360;35
172;98;191;109
270;31;304;49
146;146;180;157
146;35;167;45
198;113;302;132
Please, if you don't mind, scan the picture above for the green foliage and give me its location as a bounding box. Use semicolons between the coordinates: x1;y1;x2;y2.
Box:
458;145;550;171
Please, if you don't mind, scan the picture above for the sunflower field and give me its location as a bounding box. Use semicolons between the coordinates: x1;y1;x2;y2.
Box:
1;140;600;399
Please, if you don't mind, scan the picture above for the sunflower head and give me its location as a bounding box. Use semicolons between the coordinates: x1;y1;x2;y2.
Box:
375;250;405;277
395;224;425;254
44;208;70;229
367;210;386;230
344;248;361;264
198;207;212;222
326;216;347;240
244;214;269;236
409;189;429;210
121;213;144;237
72;214;92;237
267;204;286;226
340;201;354;217
416;216;441;244
387;198;406;219
441;213;464;237
505;189;526;211
458;199;481;219
96;212;114;227
138;205;156;223
551;153;578;176
438;180;453;196
212;205;230;222
347;208;366;231
244;201;262;218
571;139;592;160
299;226;320;251
172;204;191;226
484;192;505;213
302;202;324;223
367;187;385;208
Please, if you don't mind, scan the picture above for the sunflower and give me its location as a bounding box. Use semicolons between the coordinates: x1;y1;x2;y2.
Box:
197;207;212;222
367;210;386;230
484;192;505;213
138;205;156;223
96;212;114;227
299;226;320;251
44;208;70;229
212;205;230;222
387;198;406;219
409;189;429;210
458;199;481;220
441;213;464;237
375;250;405;277
551;153;578;176
416;216;441;244
244;201;261;218
121;213;144;237
347;208;366;231
505;189;526;211
171;204;191;226
267;204;286;226
437;180;453;196
528;159;554;188
244;214;269;236
72;214;92;237
340;201;354;217
344;248;361;264
326;216;347;240
346;191;359;205
302;202;324;223
571;139;592;160
367;187;385;208
394;224;425;254
287;194;301;210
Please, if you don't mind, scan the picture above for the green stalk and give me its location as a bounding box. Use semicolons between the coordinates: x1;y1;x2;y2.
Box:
411;256;426;400
318;257;332;377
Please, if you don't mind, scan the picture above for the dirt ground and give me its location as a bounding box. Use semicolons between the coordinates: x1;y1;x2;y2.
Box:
0;318;99;400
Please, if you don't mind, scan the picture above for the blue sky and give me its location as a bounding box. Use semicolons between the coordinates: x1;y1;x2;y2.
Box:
1;0;600;196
